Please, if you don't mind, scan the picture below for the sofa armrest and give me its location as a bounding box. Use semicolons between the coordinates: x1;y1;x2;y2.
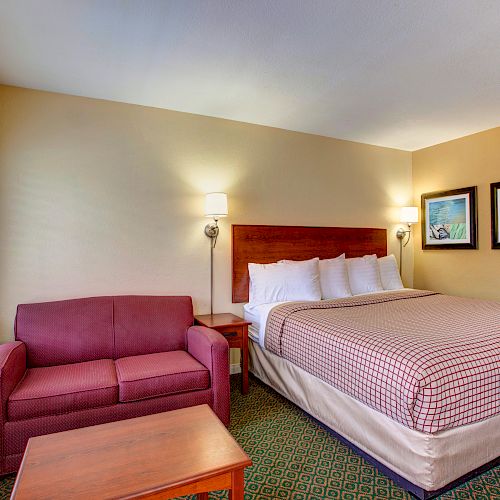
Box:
187;326;230;425
0;341;26;413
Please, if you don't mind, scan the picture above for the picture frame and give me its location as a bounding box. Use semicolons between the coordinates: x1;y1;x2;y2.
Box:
491;182;500;249
421;186;477;250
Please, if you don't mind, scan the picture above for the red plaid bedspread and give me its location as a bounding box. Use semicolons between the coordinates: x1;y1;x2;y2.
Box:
265;290;500;433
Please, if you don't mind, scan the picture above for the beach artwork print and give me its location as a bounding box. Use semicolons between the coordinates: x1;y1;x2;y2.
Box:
422;187;477;249
427;195;469;243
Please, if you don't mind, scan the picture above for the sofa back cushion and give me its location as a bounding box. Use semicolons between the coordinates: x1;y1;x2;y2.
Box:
15;297;114;367
113;296;193;358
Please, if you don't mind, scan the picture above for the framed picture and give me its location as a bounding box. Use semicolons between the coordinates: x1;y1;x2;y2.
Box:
421;186;477;250
492;182;500;249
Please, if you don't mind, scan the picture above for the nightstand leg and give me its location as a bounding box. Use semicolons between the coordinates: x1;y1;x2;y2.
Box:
241;329;249;395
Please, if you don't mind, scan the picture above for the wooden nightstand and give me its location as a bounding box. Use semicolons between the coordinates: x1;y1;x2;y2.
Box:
194;313;252;395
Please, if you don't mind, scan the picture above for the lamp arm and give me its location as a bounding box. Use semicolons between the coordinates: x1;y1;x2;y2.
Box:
396;223;413;276
204;218;220;248
396;224;412;245
403;229;411;247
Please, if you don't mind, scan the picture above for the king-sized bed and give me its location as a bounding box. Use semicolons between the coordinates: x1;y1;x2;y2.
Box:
232;224;500;499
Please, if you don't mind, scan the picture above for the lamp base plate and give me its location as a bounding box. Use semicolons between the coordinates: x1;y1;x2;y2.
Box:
205;222;219;239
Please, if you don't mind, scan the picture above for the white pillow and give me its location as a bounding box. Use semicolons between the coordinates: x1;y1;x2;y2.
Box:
248;258;321;306
346;254;384;295
318;254;352;299
281;255;352;299
378;254;404;290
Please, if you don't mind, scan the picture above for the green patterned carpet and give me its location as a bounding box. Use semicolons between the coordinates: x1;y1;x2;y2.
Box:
1;376;498;499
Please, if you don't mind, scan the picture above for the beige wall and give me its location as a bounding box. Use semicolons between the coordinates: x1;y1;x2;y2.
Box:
412;127;500;300
0;85;412;347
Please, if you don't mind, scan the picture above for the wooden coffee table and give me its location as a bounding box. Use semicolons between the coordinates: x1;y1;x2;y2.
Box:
11;405;252;499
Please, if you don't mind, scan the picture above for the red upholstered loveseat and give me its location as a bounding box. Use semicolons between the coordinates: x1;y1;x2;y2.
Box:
0;296;230;474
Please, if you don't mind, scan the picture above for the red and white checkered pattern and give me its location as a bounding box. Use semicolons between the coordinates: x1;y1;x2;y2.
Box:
265;290;500;433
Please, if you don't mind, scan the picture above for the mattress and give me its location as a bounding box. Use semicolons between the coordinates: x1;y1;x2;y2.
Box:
244;300;285;344
249;338;500;491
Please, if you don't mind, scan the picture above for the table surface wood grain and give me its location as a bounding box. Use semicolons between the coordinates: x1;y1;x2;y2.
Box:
11;404;252;499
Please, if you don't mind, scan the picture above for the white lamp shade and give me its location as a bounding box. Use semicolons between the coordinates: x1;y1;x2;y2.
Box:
205;192;228;217
400;206;418;224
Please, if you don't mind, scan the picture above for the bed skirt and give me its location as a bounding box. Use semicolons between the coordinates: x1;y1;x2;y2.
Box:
249;339;499;492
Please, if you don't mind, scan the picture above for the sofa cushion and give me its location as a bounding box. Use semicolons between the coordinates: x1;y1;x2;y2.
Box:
8;359;118;421
115;351;209;402
113;296;193;358
15;297;114;367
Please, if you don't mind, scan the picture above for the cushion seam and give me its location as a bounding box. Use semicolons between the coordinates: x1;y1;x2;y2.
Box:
119;383;210;403
115;360;124;379
7;386;118;421
9;384;118;402
118;368;209;384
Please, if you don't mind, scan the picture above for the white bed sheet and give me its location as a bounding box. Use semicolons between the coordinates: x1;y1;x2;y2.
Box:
244;301;285;345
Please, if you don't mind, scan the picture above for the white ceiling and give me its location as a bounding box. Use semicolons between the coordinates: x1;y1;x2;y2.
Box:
1;0;499;151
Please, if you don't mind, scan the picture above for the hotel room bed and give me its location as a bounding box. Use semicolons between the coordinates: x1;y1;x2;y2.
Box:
244;290;500;494
233;225;500;499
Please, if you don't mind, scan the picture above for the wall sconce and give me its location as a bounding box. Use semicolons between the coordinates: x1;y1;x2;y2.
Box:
204;193;228;315
396;206;418;274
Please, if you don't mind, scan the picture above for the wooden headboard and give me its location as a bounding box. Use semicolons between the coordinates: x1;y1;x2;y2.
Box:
232;224;387;303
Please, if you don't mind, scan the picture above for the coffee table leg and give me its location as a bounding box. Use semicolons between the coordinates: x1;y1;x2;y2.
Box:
229;468;244;500
197;493;208;500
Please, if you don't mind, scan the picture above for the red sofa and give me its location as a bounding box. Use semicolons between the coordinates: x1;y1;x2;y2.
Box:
0;295;230;474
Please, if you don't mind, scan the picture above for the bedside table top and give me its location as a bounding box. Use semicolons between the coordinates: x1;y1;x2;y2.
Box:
195;313;251;329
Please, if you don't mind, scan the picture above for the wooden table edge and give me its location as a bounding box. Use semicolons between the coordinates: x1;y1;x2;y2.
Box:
117;460;252;500
194;314;252;329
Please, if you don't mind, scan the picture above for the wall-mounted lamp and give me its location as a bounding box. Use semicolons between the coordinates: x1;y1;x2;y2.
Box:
396;206;418;275
204;192;228;315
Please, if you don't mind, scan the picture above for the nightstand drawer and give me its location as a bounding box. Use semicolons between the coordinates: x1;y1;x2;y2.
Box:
217;326;243;347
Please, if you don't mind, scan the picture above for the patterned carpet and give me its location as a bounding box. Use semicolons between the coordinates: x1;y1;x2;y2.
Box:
0;375;498;499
